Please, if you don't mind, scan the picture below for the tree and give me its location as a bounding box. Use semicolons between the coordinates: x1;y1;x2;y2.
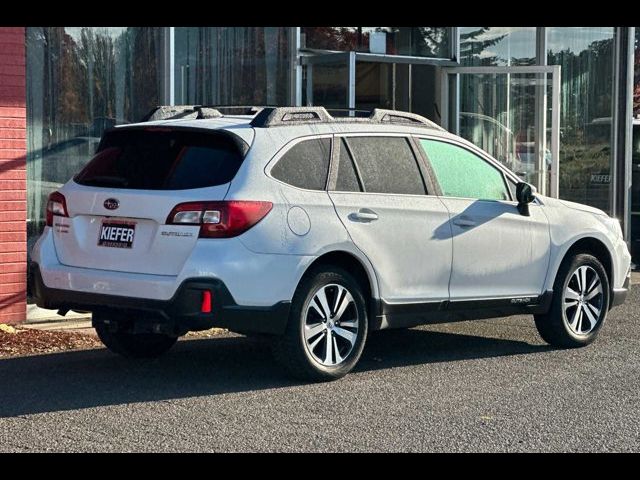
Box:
459;27;507;65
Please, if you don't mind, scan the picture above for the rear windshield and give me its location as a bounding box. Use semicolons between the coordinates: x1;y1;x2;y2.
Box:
74;129;244;190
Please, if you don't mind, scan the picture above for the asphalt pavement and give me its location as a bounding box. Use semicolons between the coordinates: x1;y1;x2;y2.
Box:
1;287;638;452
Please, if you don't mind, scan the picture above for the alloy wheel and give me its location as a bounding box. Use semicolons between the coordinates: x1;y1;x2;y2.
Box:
563;265;604;335
303;283;359;366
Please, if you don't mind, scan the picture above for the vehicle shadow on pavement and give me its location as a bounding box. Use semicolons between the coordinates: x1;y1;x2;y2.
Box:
0;328;553;418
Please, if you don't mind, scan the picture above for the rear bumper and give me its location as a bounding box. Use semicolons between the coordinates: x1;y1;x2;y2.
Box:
30;264;290;335
610;273;630;309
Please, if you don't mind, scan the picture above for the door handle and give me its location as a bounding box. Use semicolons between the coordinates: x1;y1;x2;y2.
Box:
453;218;476;228
348;209;379;222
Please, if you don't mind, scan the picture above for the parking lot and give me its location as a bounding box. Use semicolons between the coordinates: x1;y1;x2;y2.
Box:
0;285;638;452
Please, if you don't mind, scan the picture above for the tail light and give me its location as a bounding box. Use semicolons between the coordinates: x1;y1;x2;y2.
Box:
46;191;68;226
166;201;273;238
201;290;212;313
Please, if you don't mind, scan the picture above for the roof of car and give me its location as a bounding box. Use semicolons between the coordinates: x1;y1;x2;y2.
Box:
120;108;452;134
115;106;459;153
125;106;445;131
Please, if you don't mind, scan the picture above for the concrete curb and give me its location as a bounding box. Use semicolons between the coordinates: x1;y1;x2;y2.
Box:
26;319;94;332
26;304;91;323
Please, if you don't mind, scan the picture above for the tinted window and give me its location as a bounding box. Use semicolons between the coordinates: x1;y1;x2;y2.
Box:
271;138;331;190
347;137;426;195
420;139;509;201
75;129;244;190
334;139;362;192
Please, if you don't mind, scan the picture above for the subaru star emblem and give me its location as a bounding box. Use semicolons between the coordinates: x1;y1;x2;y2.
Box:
104;198;119;210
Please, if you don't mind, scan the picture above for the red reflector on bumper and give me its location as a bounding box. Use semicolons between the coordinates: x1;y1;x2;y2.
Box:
201;290;212;313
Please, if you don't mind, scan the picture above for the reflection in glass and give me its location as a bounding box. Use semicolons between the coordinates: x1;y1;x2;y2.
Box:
355;62;394;111
306;62;348;109
174;27;290;106
630;121;640;262
628;29;640;263
26;27;163;273
457;72;552;193
547;27;615;213
302;27;450;58
460;27;536;66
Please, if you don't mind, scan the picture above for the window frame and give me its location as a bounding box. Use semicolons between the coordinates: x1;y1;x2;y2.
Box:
328;132;435;197
265;134;334;192
416;135;528;204
326;137;365;193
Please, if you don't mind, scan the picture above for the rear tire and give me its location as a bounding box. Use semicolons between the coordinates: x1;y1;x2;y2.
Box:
272;266;368;382
95;323;177;359
534;253;610;348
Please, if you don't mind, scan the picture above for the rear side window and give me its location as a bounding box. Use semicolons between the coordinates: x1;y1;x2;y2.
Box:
74;129;244;190
271;138;331;190
333;139;362;192
346;137;426;195
419;139;509;201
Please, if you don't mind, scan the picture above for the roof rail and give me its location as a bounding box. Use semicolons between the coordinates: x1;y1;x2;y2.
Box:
199;105;279;115
141;105;445;131
141;105;281;122
141;105;223;122
369;109;445;130
249;106;444;130
250;107;333;127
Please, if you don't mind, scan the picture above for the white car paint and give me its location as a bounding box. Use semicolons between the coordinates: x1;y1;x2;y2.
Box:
538;195;630;292
330;191;452;304
440;197;551;300
51;182;230;276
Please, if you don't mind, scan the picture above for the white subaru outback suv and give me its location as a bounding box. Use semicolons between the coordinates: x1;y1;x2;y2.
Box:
31;106;632;381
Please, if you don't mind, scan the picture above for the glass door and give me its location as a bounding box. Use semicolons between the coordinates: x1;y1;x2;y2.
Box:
440;66;560;197
303;52;353;110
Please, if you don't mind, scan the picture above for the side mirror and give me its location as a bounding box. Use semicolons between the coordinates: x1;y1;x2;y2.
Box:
516;182;535;216
516;182;535;204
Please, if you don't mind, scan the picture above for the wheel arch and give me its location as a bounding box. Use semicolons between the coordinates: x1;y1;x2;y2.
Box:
551;236;614;301
300;250;380;319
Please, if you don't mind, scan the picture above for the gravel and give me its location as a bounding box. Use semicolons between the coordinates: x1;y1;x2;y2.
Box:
0;327;102;358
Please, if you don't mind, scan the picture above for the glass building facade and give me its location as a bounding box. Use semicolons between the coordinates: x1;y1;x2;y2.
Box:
173;27;291;106
26;27;164;254
22;26;640;285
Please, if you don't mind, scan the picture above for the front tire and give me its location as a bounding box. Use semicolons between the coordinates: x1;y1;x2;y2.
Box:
95;323;178;359
535;253;610;348
272;266;368;382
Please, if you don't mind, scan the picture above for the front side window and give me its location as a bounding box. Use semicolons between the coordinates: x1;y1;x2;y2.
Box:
347;136;426;195
420;139;509;201
271;138;331;190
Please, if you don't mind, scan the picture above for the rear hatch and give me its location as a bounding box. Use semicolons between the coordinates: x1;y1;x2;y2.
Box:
51;127;247;275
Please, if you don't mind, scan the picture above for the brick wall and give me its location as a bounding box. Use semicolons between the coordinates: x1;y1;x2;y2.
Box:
0;27;26;324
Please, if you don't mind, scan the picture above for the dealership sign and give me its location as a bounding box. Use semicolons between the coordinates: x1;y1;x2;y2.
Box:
590;174;611;184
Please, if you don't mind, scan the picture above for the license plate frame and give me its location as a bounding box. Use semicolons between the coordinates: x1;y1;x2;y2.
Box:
98;219;136;249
